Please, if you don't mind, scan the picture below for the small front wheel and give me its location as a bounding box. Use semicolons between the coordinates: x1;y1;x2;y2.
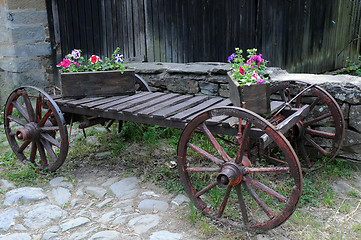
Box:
4;86;69;171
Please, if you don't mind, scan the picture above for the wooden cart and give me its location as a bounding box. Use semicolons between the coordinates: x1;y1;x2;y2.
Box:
3;76;344;231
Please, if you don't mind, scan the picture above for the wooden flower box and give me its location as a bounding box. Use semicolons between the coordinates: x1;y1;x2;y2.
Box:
61;69;135;98
228;72;270;114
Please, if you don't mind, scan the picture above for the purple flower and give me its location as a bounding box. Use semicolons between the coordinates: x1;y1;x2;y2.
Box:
71;49;80;59
115;54;124;63
228;53;236;62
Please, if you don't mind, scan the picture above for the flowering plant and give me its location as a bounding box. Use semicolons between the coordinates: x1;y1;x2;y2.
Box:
228;48;268;86
57;47;128;73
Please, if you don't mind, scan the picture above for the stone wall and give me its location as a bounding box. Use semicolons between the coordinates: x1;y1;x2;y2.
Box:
0;0;52;105
128;62;361;163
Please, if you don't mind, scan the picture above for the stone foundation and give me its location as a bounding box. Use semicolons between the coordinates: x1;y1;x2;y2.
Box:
128;62;361;163
0;0;52;105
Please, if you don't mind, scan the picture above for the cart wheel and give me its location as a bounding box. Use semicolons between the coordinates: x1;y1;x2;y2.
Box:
135;74;151;92
4;86;69;171
177;106;303;231
269;80;345;169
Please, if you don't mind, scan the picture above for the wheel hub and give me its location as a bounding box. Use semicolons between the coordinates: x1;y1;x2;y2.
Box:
16;122;40;141
217;162;245;188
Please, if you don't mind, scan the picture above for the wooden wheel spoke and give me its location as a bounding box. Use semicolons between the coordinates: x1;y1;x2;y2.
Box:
38;109;53;127
35;95;42;122
17;140;31;153
236;122;251;164
244;167;289;174
235;184;249;226
40;133;61;148
200;123;231;162
297;140;312;167
11;100;30;122
40;126;60;132
40;139;57;162
195;181;218;198
304;135;329;156
244;176;288;202
217;186;232;218
22;92;35;122
305;128;335;139
186;167;221;172
7;115;27;126
304;112;332;127
187;142;224;166
263;153;288;165
243;182;275;219
30;141;37;163
36;140;49;168
308;96;320;112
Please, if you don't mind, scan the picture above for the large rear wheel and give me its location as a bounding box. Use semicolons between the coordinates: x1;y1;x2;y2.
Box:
177;107;303;231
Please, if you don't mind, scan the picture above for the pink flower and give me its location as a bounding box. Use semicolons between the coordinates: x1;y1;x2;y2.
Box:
57;59;71;69
250;54;264;66
239;66;245;75
90;55;102;64
251;70;261;80
256;79;265;84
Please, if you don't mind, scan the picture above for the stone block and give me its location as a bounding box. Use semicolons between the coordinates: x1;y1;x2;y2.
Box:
199;81;219;96
341;103;350;120
164;63;212;75
207;74;229;83
323;83;361;105
0;57;40;72
341;129;361;153
166;78;199;94
0;27;11;42
9;10;48;25
129;62;165;74
12;26;45;42
219;83;230;98
7;0;46;11
349;105;361;133
0;43;51;57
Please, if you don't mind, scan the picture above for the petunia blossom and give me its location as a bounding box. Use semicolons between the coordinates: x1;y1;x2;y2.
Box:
57;59;71;69
90;55;102;64
228;53;237;62
251;70;261;80
256;79;265;84
249;54;264;66
239;66;245;75
72;49;81;59
115;54;124;63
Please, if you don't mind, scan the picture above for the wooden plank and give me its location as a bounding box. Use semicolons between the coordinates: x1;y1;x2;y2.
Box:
206;115;231;126
63;97;105;107
126;0;135;58
144;0;154;61
122;93;177;114
94;92;151;110
108;92;165;112
137;95;193;116
170;97;224;121
152;95;208;119
80;96;124;108
186;99;232;121
54;97;77;105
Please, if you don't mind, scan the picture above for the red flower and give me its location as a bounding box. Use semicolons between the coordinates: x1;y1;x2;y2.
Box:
239;66;245;75
90;55;102;64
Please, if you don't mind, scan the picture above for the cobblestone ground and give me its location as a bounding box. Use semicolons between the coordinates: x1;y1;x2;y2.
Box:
0;167;202;240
